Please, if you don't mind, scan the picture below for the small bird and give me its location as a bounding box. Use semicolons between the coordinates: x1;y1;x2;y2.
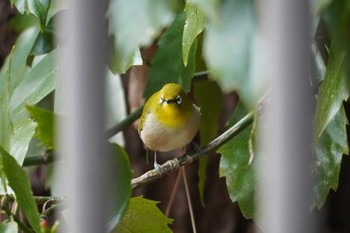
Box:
138;83;201;171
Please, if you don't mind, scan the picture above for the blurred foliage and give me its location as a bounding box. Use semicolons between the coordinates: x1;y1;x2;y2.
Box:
113;197;173;233
0;0;349;232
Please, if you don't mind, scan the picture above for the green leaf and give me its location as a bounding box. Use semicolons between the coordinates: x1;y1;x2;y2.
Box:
107;0;175;63
314;0;334;14
9;118;36;165
144;13;197;99
0;37;36;172
322;0;350;50
26;105;55;150
203;0;254;92
113;197;173;233
218;124;255;218
0;146;41;233
107;144;132;231
109;38;143;75
11;0;52;29
27;10;66;66
0;47;14;153
183;1;206;66
194;80;223;205
314;45;349;138
190;0;219;24
0;27;38;96
0;221;18;233
28;12;55;58
313;106;349;208
10;51;57;120
194;32;207;72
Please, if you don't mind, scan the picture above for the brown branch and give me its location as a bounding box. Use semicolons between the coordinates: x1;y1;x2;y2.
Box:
131;112;254;189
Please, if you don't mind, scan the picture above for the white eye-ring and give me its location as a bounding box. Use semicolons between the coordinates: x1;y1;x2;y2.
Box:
160;94;165;104
176;95;182;104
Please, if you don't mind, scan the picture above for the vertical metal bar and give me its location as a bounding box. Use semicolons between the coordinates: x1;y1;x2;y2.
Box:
57;0;109;232
257;0;314;232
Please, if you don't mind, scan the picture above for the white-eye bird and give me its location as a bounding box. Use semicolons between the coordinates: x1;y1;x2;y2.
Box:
138;83;201;170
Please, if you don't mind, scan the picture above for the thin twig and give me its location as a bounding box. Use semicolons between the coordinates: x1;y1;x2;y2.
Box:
182;167;197;233
131;112;254;189
22;151;55;167
0;195;66;205
165;170;182;217
40;203;67;219
192;71;210;82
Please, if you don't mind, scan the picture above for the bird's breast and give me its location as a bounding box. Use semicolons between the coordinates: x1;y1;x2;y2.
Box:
140;109;200;152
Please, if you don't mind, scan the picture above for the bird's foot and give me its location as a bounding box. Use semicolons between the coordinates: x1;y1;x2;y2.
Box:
154;161;162;174
192;142;204;158
153;153;163;174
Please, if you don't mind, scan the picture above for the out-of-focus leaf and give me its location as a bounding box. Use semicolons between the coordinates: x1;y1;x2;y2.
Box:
9;14;36;31
107;144;132;231
323;1;350;87
190;0;219;24
107;0;174;63
0;43;35;198
203;0;254;93
312;41;327;82
183;1;206;66
26;105;54;149
314;0;334;14
0;27;38;97
0;47;14;153
11;0;52;29
144;13;197;99
106;71;127;146
9;118;36;165
314;45;349;138
10;51;57;120
113;197;173;233
313;106;349;208
0;92;11;154
109;38;142;75
29;29;53;55
0;221;18;233
218;125;255;218
0;146;41;233
194;80;223;205
322;0;350;49
194;33;207;72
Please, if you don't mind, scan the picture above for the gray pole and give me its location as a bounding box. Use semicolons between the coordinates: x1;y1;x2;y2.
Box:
57;0;110;232
257;0;314;232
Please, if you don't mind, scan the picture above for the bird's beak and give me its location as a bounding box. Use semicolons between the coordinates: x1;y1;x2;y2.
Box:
166;99;176;104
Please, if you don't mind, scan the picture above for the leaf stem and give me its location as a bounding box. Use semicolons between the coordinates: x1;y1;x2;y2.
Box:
22;151;55;167
131;112;254;189
105;106;143;138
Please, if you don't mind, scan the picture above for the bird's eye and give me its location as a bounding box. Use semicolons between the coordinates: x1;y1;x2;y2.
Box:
160;95;165;104
176;95;182;104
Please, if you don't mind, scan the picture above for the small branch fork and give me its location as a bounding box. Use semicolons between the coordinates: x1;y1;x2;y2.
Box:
131;112;254;189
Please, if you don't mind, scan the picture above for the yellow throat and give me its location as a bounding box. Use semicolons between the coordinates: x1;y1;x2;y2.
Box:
138;83;201;152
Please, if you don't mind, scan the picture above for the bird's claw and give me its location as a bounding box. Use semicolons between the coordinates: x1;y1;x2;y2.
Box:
154;160;162;172
192;142;204;158
153;153;162;174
